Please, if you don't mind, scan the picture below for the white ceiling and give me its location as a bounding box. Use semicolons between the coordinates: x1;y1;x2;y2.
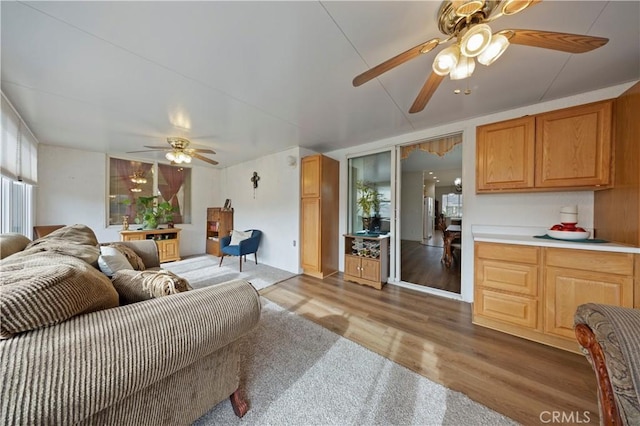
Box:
2;1;639;168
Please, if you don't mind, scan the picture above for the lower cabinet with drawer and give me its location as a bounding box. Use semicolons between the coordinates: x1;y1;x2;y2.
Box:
474;242;635;353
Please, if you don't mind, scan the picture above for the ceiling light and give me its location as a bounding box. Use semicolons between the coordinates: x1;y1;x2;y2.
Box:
130;187;142;193
130;171;147;184
433;45;460;76
450;55;475;80
166;151;176;162
460;24;492;57
478;34;510;65
452;0;485;17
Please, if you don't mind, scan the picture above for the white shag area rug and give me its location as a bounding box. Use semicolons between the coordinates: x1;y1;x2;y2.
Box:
162;254;296;291
194;299;516;426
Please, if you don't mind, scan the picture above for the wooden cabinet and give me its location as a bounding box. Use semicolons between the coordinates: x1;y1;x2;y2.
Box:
476;117;535;191
474;242;636;353
543;248;634;340
343;234;389;290
476;100;613;193
300;154;339;278
206;207;233;257
474;243;541;329
120;228;181;263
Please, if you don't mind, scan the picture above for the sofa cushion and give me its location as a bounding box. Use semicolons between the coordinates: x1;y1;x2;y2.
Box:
230;230;252;246
111;269;192;304
0;233;31;260
98;246;134;277
100;243;146;271
0;251;119;339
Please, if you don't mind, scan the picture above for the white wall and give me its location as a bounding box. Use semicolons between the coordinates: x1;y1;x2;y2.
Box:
218;147;302;273
37;145;221;256
328;82;633;303
400;171;423;242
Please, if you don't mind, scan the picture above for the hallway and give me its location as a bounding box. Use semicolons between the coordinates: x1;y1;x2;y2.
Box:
400;230;461;293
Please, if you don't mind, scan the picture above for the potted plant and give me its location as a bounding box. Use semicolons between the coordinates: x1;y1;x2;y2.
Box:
131;195;177;229
356;180;380;231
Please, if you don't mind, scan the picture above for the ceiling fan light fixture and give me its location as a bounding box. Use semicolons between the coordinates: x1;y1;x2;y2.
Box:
449;55;475;80
460;24;492;57
501;0;532;16
477;33;510;65
452;0;485;17
432;45;460;76
165;151;176;162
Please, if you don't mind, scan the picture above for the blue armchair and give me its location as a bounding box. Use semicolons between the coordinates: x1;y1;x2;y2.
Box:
218;230;262;272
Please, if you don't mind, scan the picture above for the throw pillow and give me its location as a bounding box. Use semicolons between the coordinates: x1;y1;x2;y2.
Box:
0;251;119;339
100;243;146;271
98;246;134;277
0;233;31;260
111;269;192;304
230;230;253;246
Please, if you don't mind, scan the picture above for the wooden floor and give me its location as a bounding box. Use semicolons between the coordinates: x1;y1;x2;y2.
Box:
261;274;598;425
400;238;461;293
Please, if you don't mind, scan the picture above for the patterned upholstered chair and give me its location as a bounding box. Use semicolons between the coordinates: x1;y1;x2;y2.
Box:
219;230;262;272
574;304;640;425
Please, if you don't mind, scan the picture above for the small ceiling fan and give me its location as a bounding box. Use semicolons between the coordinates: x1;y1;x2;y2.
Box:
127;137;218;165
353;0;609;114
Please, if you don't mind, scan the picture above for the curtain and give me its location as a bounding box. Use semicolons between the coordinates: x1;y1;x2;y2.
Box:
400;134;462;160
1;92;38;184
158;164;185;223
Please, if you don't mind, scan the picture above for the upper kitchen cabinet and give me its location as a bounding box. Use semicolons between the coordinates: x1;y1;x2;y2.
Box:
476;100;613;193
476;116;535;191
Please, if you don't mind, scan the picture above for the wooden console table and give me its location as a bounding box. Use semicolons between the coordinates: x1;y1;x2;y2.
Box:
120;228;181;263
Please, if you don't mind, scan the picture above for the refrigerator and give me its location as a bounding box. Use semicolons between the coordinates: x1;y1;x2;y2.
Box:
422;196;434;244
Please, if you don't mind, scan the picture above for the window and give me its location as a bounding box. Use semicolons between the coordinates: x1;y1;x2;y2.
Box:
1;176;34;236
108;157;191;226
442;193;463;218
348;151;391;233
1;92;37;237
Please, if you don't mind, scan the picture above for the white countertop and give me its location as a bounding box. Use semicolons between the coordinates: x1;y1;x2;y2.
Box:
472;225;640;254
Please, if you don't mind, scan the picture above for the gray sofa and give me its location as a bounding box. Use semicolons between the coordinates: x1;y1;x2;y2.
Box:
0;226;262;424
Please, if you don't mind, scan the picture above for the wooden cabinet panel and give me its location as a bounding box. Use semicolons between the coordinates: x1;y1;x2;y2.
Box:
344;255;361;277
544;267;633;339
536;101;612;188
476;117;535;191
301;155;321;198
158;239;180;263
545;247;634;276
476;259;538;296
476;242;539;264
301;197;320;271
475;289;538;328
360;258;381;283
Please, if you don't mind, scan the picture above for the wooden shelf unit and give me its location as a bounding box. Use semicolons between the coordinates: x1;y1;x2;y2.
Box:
206;207;233;257
120;228;181;263
343;234;389;290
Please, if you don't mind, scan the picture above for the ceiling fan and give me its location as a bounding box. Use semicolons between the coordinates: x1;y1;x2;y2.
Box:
127;137;219;165
353;0;609;114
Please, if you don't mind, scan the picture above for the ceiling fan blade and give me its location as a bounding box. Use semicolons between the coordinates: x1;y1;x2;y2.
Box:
143;145;172;149
191;148;216;154
192;152;219;165
502;29;608;53
353;38;441;87
409;73;445;114
126;149;169;153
